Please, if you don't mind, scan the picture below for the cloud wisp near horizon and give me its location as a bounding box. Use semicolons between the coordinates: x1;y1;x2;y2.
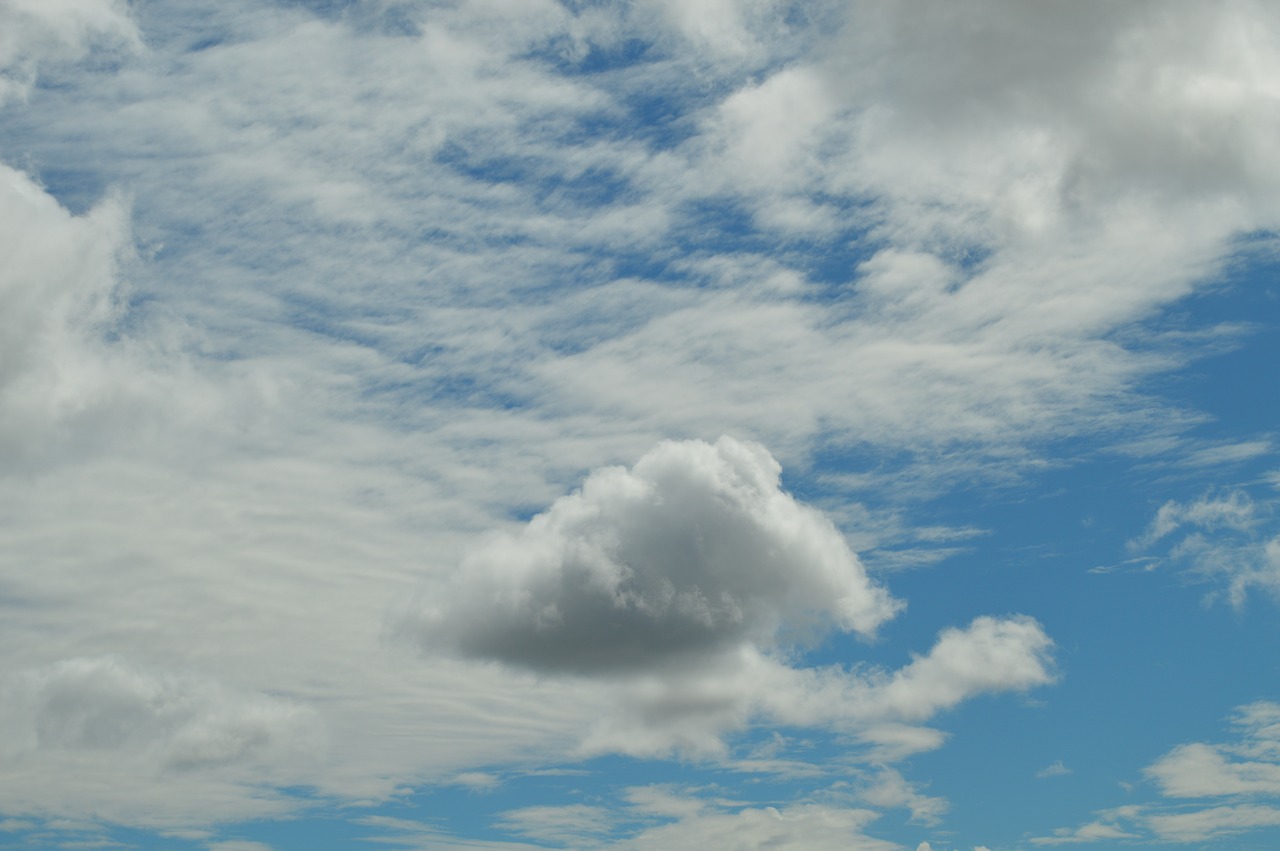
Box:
2;1;1280;849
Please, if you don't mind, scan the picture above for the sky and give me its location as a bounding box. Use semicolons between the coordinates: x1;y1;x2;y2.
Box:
1;0;1280;849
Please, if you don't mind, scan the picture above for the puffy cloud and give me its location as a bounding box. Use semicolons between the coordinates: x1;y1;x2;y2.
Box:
0;164;135;468
1145;701;1280;798
0;0;139;105
832;0;1280;234
569;615;1053;758
404;436;900;676
851;615;1055;722
0;657;325;825
1037;703;1280;844
857;767;947;825
0;656;323;772
401;438;1052;758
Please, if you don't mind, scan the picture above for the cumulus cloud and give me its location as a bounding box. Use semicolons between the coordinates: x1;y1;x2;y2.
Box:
401;438;1053;757
404;436;901;675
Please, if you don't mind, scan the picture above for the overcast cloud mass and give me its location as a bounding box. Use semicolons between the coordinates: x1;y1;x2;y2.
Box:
2;0;1280;848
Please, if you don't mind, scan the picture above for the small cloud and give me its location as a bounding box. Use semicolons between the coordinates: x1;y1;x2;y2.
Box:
1036;760;1072;778
401;437;901;677
451;771;500;791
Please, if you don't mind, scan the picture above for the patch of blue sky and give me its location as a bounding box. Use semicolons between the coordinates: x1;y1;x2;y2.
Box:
1148;255;1280;441
12;164;106;216
538;34;654;78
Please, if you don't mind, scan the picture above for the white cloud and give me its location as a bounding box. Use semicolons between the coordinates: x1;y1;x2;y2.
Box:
400;438;1052;757
1037;703;1280;844
0;657;324;826
1031;815;1141;845
402;436;900;675
1146;701;1280;798
365;789;902;851
1130;490;1280;605
575;614;1053;758
1146;804;1280;843
858;767;948;825
613;800;898;851
0;164;139;470
1133;490;1258;548
0;0;139;105
1036;760;1072;779
1;0;1276;838
494;803;614;846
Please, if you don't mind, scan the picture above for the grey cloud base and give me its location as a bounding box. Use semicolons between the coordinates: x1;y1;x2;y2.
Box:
401;436;901;675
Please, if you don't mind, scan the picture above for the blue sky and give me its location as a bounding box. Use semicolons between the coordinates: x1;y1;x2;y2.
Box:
2;1;1280;849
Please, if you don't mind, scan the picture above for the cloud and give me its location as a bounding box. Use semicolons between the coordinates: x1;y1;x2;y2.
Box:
494;803;614;846
612;800;898;851
366;788;902;851
1145;701;1280;798
0;0;140;105
1031;813;1141;845
1130;490;1280;605
1;0;1272;839
573;614;1053;758
400;437;1052;757
0;164;136;470
857;767;948;825
1132;490;1258;548
1036;760;1072;779
1036;703;1280;844
0;657;325;825
1145;804;1280;843
402;436;901;676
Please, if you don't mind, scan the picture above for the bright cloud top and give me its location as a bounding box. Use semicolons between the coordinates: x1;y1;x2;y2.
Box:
404;436;901;675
